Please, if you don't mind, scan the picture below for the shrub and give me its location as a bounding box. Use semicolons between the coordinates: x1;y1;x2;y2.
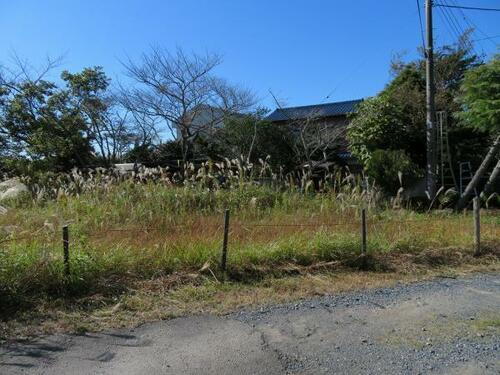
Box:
365;149;422;195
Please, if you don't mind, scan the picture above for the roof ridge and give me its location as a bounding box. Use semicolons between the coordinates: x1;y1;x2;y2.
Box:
276;98;363;111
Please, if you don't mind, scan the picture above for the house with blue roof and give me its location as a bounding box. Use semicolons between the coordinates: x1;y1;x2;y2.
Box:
265;99;363;167
265;99;363;123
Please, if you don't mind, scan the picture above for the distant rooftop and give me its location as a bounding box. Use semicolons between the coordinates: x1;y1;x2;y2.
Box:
265;99;363;122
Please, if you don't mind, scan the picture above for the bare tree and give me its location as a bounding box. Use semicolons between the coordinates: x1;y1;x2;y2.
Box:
87;100;136;163
292;117;346;169
127;109;161;148
269;92;346;170
0;53;64;88
120;47;255;170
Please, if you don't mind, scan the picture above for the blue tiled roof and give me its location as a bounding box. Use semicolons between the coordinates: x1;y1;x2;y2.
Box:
265;99;363;122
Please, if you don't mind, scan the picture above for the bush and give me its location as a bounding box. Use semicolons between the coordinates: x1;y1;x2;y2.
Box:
125;139;222;167
365;149;422;195
213;112;296;170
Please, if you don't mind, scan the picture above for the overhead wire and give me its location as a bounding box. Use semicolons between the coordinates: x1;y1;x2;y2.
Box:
436;0;478;54
320;3;429;103
280;1;496;107
436;2;464;41
416;0;427;51
443;0;468;35
434;3;500;12
449;0;498;49
448;0;487;53
472;34;500;43
442;0;478;53
441;0;468;38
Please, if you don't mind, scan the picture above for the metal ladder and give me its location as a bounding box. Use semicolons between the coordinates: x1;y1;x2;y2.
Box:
459;161;477;196
436;112;457;190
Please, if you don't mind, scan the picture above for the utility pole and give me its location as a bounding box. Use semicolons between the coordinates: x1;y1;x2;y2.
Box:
426;0;437;198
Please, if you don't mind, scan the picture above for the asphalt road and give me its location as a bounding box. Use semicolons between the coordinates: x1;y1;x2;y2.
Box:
1;273;499;374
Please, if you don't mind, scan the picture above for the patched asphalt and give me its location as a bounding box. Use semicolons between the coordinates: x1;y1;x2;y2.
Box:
1;273;499;374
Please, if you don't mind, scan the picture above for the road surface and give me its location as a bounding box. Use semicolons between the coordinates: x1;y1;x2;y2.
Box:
1;273;499;374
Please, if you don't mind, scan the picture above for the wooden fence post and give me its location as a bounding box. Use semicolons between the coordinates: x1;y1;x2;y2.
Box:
62;225;70;276
221;209;230;272
473;197;480;256
361;208;367;255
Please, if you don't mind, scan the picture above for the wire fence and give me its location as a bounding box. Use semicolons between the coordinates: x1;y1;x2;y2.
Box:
1;202;499;275
1;216;499;243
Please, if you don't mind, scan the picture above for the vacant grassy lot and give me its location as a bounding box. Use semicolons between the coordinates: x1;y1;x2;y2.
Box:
0;181;499;339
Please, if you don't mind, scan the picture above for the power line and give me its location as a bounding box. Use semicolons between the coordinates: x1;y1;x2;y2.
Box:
321;59;369;102
448;0;487;53
472;34;500;42
321;3;431;103
447;34;500;48
434;3;500;12
437;3;464;41
435;0;481;55
442;0;468;36
448;0;498;48
417;0;427;51
441;0;477;52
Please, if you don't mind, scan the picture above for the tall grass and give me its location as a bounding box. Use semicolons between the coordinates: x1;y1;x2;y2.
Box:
0;164;499;315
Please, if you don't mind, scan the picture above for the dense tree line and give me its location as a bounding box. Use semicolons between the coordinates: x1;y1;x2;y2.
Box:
348;42;499;196
0;60;154;175
0;48;341;177
1;41;498;200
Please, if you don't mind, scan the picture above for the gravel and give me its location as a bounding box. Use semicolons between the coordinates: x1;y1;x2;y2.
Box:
1;273;499;374
230;273;500;374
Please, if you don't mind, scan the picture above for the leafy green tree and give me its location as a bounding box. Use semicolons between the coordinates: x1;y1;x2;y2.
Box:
348;41;485;192
365;149;422;194
62;67;135;164
456;55;500;208
348;95;415;165
0;78;93;172
0;62;139;173
125;140;190;167
457;54;500;133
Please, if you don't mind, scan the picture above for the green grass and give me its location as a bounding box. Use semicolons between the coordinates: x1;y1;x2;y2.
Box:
474;316;500;332
0;182;499;321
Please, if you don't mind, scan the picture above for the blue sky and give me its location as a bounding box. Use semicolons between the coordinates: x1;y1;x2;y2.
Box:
1;0;498;109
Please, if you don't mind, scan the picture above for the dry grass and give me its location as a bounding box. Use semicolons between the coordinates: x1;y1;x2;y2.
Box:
2;260;498;342
0;176;499;341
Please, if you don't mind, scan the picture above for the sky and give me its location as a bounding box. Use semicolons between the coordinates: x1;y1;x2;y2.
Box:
1;0;499;110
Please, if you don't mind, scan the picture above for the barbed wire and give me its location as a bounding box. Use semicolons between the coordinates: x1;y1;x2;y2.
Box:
1;217;498;244
238;222;360;227
0;233;51;244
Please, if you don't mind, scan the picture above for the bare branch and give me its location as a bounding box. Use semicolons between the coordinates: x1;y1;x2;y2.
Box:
120;47;255;167
269;90;345;168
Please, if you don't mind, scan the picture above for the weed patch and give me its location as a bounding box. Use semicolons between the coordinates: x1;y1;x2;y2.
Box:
0;182;498;340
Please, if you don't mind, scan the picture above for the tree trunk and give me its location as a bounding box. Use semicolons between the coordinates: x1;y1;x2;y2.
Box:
181;138;189;179
456;134;500;210
480;158;500;199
